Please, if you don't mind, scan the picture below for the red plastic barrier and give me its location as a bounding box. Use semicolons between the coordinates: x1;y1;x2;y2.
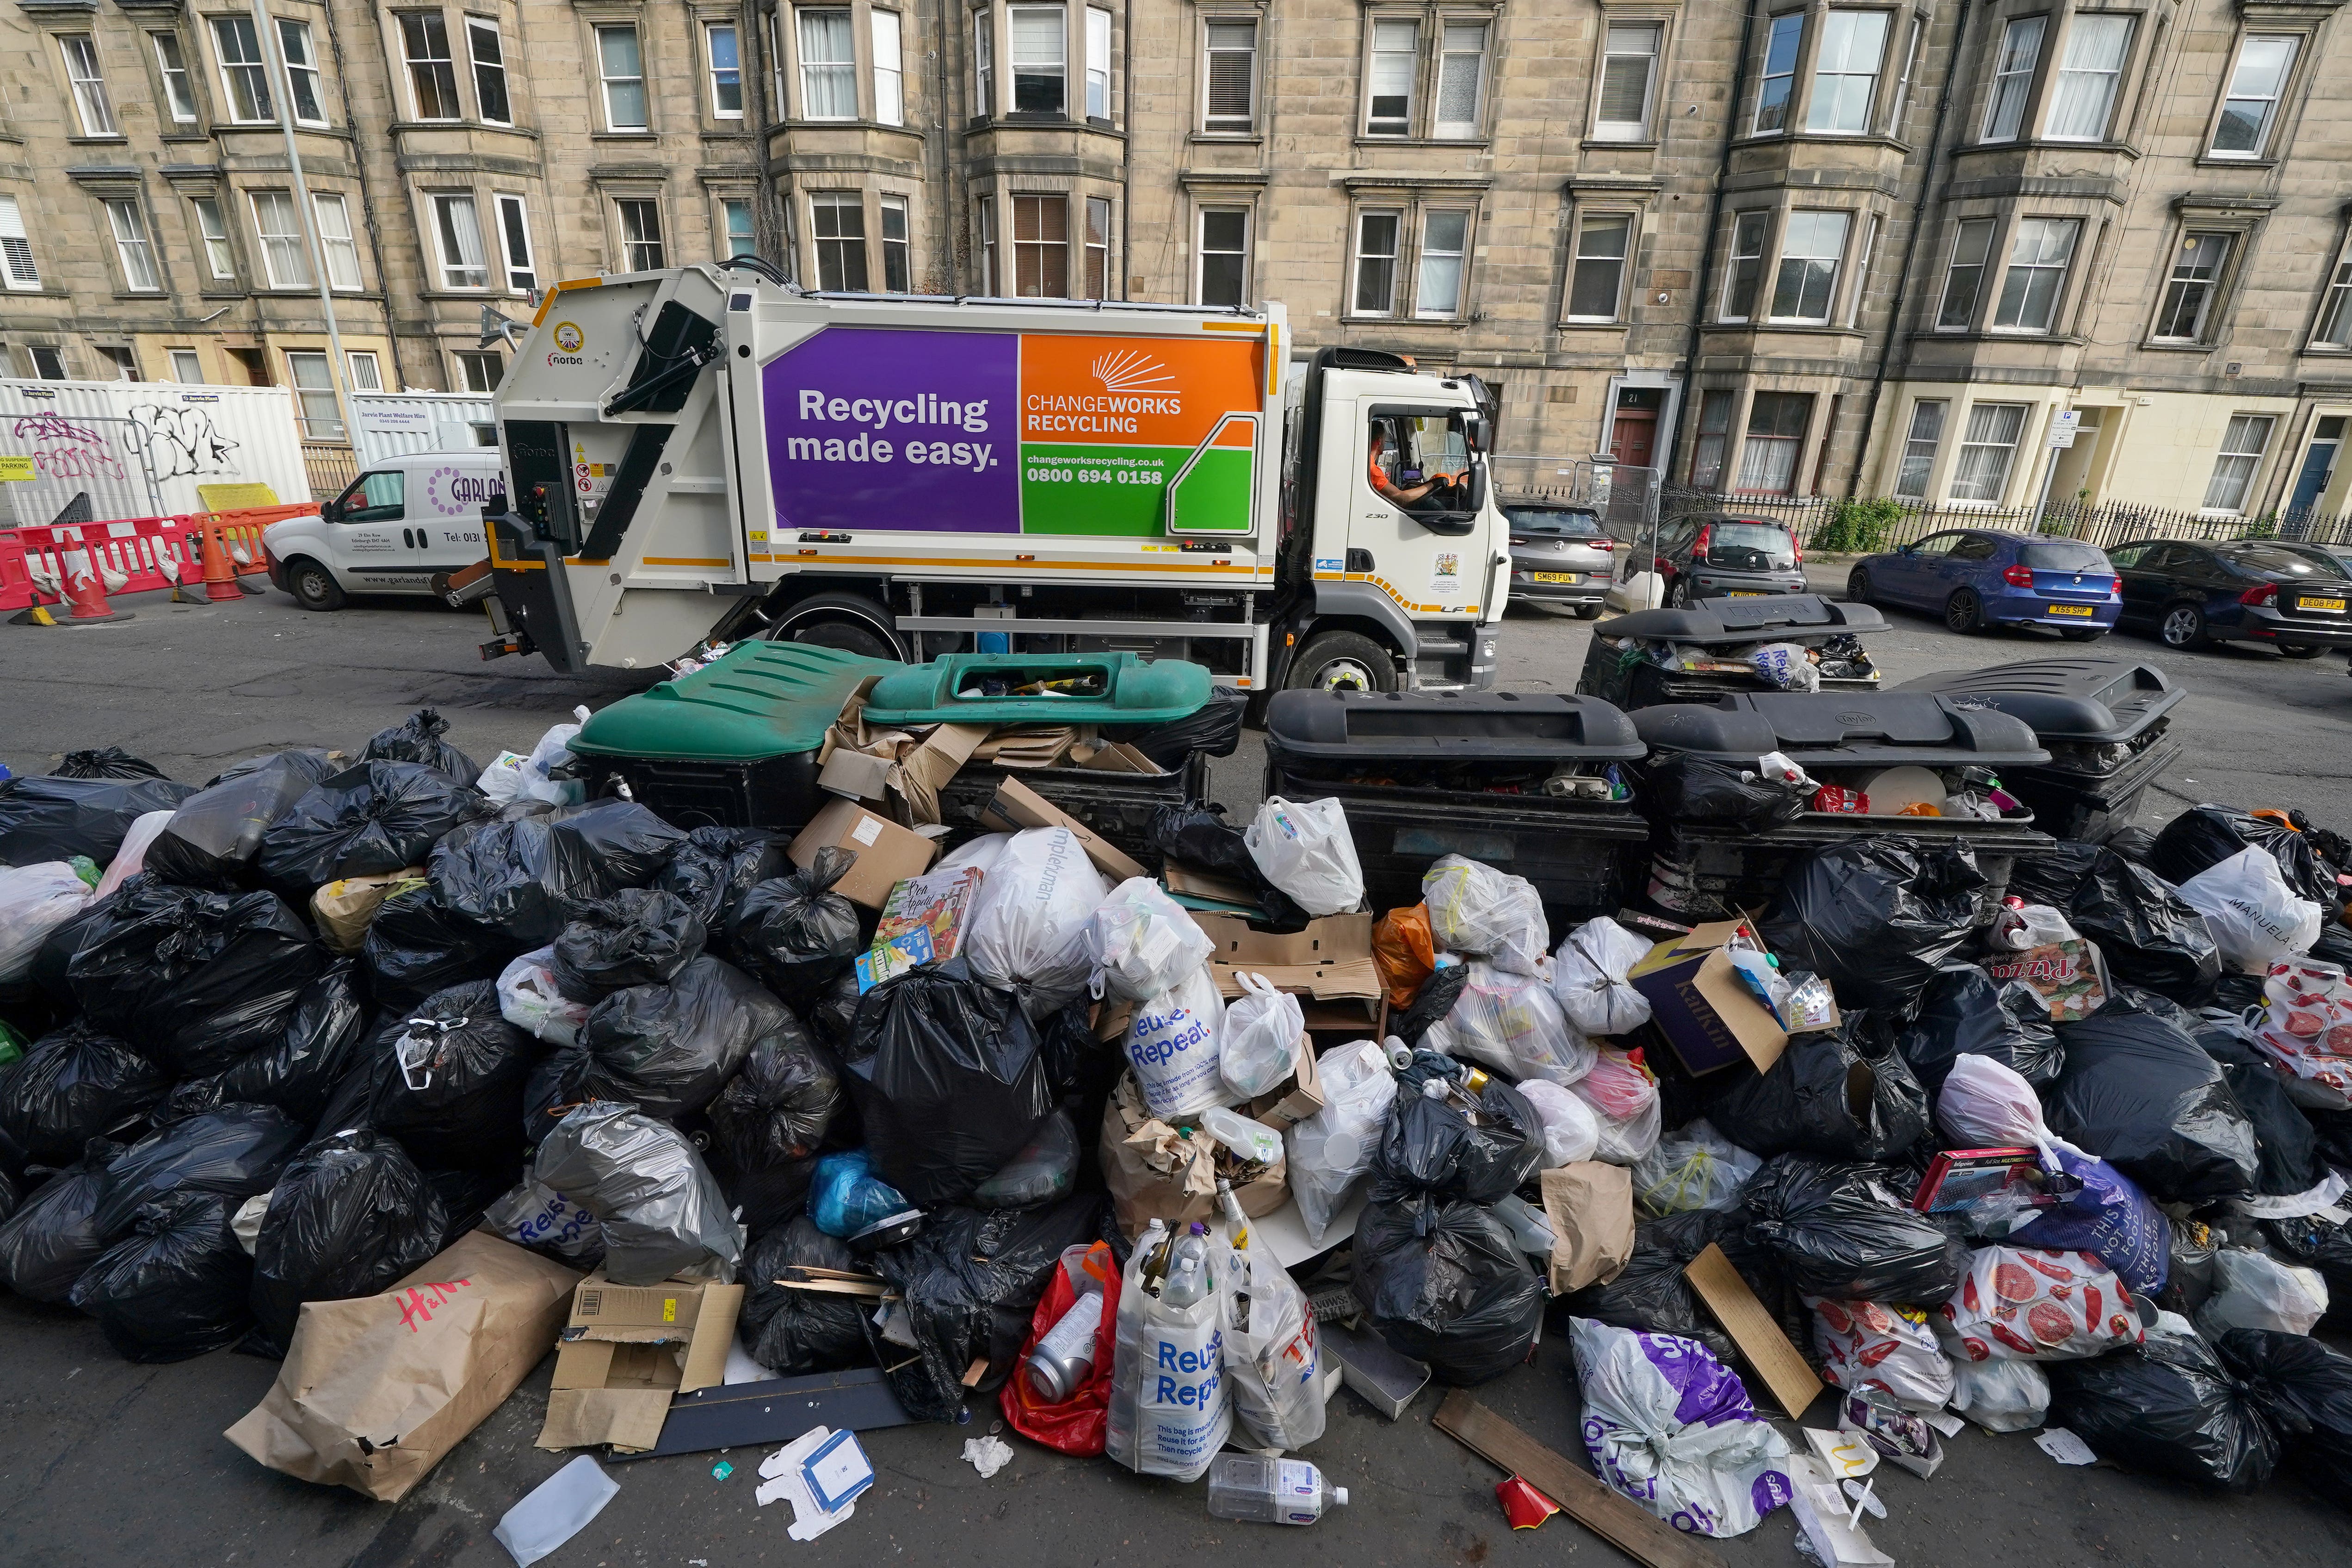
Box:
0;505;318;611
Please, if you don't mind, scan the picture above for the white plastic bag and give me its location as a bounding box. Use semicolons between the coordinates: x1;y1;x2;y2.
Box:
95;809;175;899
1216;1235;1325;1452
1441;961;1598;1086
1244;796;1363;917
1572;1049;1663;1164
1517;1079;1602;1167
1807;1298;1956;1413
935;832;1012;876
498;947;593;1046
1422;855;1549;974
1935;1054;2055;1149
1550;916;1655;1036
1086;877;1213;1002
0;861;96;984
963;826;1112;1009
2195;1248;2329;1336
1221;971;1304;1100
1934;1247;2142;1363
1571;1318;1795;1538
1287;1040;1398;1246
1124;966;1231;1119
494;1455;619;1567
1633;1119;1761;1215
477;707;591;808
1948;1357;2049;1432
1750;642;1820;692
2179;848;2324;973
1106;1226;1232;1480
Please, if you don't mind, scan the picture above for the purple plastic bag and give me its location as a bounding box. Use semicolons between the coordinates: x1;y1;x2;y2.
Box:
2015;1144;2169;1299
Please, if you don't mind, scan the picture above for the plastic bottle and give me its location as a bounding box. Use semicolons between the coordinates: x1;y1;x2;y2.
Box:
1160;1222;1212;1309
1205;1455;1350;1525
1025;1289;1107;1403
1137;1217;1170;1297
1201;1106;1284;1166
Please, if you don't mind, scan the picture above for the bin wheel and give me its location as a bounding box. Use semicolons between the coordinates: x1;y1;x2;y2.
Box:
287;558;345;611
2058;627;2105;642
1943;588;1984;633
2280;643;2329;659
1288;630;1396;693
2159;602;2208;649
1847;566;1873;605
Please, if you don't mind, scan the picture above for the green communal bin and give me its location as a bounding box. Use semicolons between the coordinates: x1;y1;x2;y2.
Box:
859;651;1215;729
1576;594;1886;710
569;641;901;830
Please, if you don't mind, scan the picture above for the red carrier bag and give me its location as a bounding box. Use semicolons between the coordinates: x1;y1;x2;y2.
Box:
1001;1240;1122;1455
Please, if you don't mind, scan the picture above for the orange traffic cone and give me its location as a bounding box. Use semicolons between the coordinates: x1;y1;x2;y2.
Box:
202;517;244;603
56;531;131;623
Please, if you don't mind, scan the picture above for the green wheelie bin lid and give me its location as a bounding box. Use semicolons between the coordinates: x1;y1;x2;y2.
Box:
858;651;1214;728
570;642;902;763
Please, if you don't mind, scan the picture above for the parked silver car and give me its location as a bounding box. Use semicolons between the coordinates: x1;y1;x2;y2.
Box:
1504;502;1616;617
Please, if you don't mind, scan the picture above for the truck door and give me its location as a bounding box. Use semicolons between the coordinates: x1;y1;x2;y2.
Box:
325;469;427;594
1356;406;1488;617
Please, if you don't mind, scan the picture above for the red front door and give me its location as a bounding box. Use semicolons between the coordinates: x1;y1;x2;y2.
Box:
1609;410;1657;469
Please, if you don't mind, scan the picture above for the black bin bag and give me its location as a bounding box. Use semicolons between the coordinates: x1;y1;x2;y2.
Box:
552;888;707;1002
1354;1192;1546;1386
72;1191;256;1363
1146;803;1304;926
55;747;168;781
865;1192;1108;1421
1373;1074;1543;1204
257;761;484;898
541;955;787;1126
0;1138;125;1303
2261;1214;2352;1324
1128;691;1243;769
1896;967;2061;1093
2150;804;2335;908
246;1128;449;1359
1556;1210;1748;1364
656;826;788;931
430;799;688;948
2199;1023;2328;1198
67;878;325;1078
159;960;371;1128
95;1103;306;1240
1761;839;1987;1012
727;849;863;1012
1741;1155;1966;1305
363;884;514;1015
0;1022;171;1166
0;774;193;866
807;969;863;1054
841;958;1055;1207
740;1216;874;1376
1708;1012;1931;1162
363;708;479;788
2048;1007;2258;1203
145;750;338;889
2216;1328;2352;1497
1635;753;1807;831
369;980;534;1172
2009;841;2221;1006
2047;1319;2278;1492
707;1018;842;1235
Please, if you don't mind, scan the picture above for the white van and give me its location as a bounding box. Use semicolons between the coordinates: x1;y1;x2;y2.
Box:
264;449;504;609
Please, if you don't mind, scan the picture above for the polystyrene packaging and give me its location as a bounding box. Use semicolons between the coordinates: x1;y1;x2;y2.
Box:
963;827;1112;1010
1441;961;1597;1086
2178;848;2324;973
1516;1080;1603;1167
1244;797;1364;917
1221;971;1304;1099
1086;878;1213;1002
1107;1224;1232;1480
1422;856;1549;974
1572;1049;1663;1164
0;862;96;984
1124;967;1231;1120
1551;917;1656;1036
1287;1041;1398;1246
497;947;592;1046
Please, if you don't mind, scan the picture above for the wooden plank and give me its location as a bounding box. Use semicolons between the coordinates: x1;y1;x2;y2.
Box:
1432;1391;1728;1568
1682;1242;1823;1420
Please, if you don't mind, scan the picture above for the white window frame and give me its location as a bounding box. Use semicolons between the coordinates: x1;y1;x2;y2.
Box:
1365;17;1417;137
169;348;204;382
152;31;200;124
1720;209;1771;322
768;12;788;121
1845;213;1879;327
2154;231;2231;343
1593;21;1661;142
596;23;649;131
1935;215;1994;330
2202;414;2275;513
286;351;342;439
1083;193;1111;297
495;192;534;292
1433;20;1488;139
881;193;912;290
0;195;40;290
1991;216;2078;333
706;21;744;119
872;10;905;125
1768;209;1850;323
1352;207;1403;316
400;12;459;123
810;192;868;289
798;8;856;120
468;18;511;125
1008;4;1068;116
975;11;994;117
2312;240;2352;350
1981;14;2043;142
1895;398;1946;497
98;345;140;382
1949;401;2027;502
28;346;68;380
1564;210;1633;322
430;191;489;290
313;191;363;290
1201;17;1258;132
191;193;236;281
1416;206;1473;318
1086;6;1112;119
1804;9;1889;135
976;194;998;292
1197;204;1249;307
277;19;327;126
451;349;501;393
2043;13;2130;142
346;350;383;391
251;190;311;288
1753;12;1803;134
62;34;118;137
616;196;666;271
721;195;757;258
2208;33;2297;159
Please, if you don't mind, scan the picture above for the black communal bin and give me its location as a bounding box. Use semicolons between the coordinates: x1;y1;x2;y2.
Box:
1263;689;1651;922
1895;657;2185;843
1630;691;2057;920
1575;594;1887;710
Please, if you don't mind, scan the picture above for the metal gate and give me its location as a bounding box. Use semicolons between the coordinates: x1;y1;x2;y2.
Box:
0;410;167;529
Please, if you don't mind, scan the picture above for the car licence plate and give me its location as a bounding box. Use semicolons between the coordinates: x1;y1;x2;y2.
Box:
1723;591;1765;597
2047;604;2095;617
1529;572;1581;584
2298;596;2346;613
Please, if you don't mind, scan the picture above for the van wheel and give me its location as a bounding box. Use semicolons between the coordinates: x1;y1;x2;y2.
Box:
771;592;905;661
287;558;345;611
1287;630;1396;693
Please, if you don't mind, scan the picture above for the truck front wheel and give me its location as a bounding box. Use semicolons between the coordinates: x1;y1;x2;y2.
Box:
766;592;906;661
1287;630;1396;693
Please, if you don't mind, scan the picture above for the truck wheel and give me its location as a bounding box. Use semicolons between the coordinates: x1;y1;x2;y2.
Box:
287;558;345;611
1287;630;1395;693
770;592;905;661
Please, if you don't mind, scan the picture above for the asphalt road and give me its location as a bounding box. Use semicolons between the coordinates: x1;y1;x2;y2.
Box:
3;578;2352;1568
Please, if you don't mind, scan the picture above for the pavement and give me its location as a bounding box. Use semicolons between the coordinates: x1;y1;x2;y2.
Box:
4;576;2352;1568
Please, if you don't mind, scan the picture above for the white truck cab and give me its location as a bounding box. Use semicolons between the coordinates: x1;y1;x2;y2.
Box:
265;449;506;610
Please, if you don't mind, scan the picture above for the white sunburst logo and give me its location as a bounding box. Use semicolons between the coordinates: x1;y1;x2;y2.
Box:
1091;349;1177;395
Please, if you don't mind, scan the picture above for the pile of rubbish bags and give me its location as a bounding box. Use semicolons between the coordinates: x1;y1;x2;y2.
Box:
12;709;2352;1544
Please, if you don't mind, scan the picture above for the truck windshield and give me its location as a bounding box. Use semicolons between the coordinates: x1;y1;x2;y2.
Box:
1367;411;1483;519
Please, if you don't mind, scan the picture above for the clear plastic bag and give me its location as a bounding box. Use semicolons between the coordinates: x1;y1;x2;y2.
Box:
1633;1119;1761;1216
1086;877;1213;1003
1949;1356;2050;1432
94;809;174;899
1220;971;1304;1100
1549;916;1655;1037
0;861;95;985
1286;1040;1398;1247
1244;796;1363;918
1216;1233;1324;1452
1750;642;1820;692
497;947;593;1046
2195;1248;2329;1337
476;708;590;808
1422;855;1548;974
2179;848;2324;974
1123;966;1231;1120
1572;1049;1662;1164
1442;961;1598;1086
1518;1079;1603;1167
1934;1053;2055;1148
963;827;1111;1011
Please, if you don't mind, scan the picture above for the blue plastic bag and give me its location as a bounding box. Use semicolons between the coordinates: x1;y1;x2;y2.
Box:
809;1149;919;1244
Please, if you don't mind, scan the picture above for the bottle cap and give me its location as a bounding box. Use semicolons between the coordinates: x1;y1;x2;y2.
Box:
1189;1221;1208;1235
1334;1488;1350;1506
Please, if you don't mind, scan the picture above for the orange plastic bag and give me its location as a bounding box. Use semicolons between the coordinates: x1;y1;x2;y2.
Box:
1000;1240;1122;1455
1373;903;1437;1008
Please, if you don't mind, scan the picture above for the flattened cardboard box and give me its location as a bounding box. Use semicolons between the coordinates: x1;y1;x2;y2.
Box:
1194;911;1385;1040
1626;920;1788;1077
978;775;1148;883
537;1274;745;1454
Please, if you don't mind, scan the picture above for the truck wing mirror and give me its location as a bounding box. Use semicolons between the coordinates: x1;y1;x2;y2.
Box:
1462;412;1487;454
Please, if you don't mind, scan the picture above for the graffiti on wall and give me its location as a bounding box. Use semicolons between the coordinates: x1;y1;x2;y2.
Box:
12;412;126;482
130;403;242;480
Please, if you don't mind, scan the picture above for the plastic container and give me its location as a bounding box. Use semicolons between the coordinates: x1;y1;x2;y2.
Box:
1895;657;2185;842
1206;1455;1349;1526
1263;689;1650;923
1577;594;1888;710
1200;1106;1284;1165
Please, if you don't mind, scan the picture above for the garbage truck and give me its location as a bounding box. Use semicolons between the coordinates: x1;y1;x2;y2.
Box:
476;263;1511;696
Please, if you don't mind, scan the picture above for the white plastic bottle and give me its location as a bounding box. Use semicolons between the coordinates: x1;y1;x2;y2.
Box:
1161;1223;1213;1309
1205;1455;1349;1526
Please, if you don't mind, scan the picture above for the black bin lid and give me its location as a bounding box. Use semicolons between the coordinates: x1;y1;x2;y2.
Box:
1594;593;1888;648
1265;689;1648;764
1632;692;2050;768
1893;657;2182;745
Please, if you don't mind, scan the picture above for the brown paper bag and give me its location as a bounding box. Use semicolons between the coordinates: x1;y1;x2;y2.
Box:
311;868;426;954
224;1231;580;1501
1540;1161;1637;1293
1099;1079;1286;1239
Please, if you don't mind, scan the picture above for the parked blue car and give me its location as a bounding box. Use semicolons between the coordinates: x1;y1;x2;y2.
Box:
1846;529;2120;638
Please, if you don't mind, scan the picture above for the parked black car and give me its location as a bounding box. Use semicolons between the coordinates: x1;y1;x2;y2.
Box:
2107;537;2352;655
1503;501;1616;617
1646;512;1809;606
